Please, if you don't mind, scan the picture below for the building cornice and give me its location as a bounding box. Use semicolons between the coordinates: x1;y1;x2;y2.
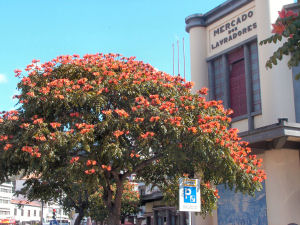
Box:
239;120;300;151
185;0;253;32
140;191;163;203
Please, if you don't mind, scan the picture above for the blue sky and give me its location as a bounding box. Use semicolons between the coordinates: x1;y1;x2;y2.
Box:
0;0;225;111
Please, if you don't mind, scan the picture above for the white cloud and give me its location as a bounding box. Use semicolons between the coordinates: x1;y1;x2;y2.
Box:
0;74;7;83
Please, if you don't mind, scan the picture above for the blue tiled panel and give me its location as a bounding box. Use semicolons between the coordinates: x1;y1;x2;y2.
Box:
217;182;267;225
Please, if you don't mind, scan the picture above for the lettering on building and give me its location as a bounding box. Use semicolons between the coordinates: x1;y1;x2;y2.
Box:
210;9;257;51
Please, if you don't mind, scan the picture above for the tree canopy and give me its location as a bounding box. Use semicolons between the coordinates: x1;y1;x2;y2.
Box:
260;7;300;79
0;53;266;225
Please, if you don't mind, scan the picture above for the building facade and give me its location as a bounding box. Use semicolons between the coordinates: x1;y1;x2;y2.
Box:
11;199;41;225
185;0;300;225
0;182;14;221
0;179;69;225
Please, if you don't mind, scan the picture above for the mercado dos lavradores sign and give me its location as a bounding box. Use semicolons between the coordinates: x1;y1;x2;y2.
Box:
208;6;257;55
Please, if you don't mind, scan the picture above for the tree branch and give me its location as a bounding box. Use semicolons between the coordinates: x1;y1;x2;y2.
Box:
122;154;161;179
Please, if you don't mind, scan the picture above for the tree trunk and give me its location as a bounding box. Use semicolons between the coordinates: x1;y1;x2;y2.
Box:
106;211;121;225
106;180;124;225
74;209;84;225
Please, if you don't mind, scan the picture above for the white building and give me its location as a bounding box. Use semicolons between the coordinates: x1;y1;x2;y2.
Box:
11;199;41;225
12;179;69;225
0;179;69;225
0;182;13;220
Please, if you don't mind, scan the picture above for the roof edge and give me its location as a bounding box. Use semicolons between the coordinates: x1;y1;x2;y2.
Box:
185;0;253;32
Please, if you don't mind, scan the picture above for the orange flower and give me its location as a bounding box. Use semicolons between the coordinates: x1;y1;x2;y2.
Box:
70;112;80;117
4;144;12;151
140;132;155;139
80;129;90;134
115;109;129;118
26;92;35;97
40;87;50;95
8;116;19;121
149;116;160;122
272;23;285;35
86;160;97;166
204;182;211;188
0;136;8;141
20;123;30;128
149;94;159;99
198;87;208;95
183;173;189;177
84;169;95;174
14;69;22;77
39;136;46;141
188;127;197;134
113;130;124;138
278;8;298;19
214;189;220;199
22;146;33;153
101;164;112;171
77;78;88;85
70;156;79;164
135;117;144;122
50;122;61;129
102;110;112;115
54;95;65;99
33;118;43;124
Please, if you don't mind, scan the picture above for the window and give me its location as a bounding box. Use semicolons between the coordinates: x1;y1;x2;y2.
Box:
228;47;247;118
0;197;10;204
34;210;36;217
250;42;261;112
208;41;261;120
213;57;225;102
0;188;11;193
28;210;30;217
21;209;24;216
14;208;17;216
0;208;10;216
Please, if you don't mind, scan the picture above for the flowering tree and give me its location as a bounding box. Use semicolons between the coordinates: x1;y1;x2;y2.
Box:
0;53;266;225
260;7;300;79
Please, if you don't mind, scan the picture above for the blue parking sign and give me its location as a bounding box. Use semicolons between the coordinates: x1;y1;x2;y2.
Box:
179;178;201;212
184;186;197;203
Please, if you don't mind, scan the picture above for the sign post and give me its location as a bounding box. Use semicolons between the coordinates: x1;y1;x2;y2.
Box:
179;178;201;225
